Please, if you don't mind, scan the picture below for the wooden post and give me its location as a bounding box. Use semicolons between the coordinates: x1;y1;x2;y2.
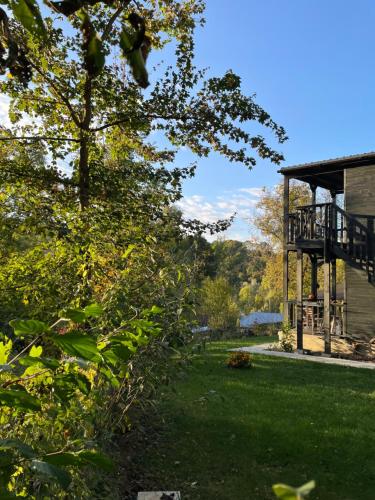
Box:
296;249;303;351
331;258;336;301
310;184;317;240
367;218;374;282
330;190;337;205
331;257;337;336
310;184;317;205
310;255;318;298
283;176;290;324
323;258;331;354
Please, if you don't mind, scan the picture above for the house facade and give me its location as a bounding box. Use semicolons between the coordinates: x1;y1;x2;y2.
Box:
279;152;375;355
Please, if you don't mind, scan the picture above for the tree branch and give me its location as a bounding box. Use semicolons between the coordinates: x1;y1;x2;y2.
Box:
101;1;131;42
90;112;188;133
0;136;80;142
2;369;51;388
29;61;82;129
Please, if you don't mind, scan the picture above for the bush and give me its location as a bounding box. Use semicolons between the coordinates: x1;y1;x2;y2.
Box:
279;322;294;352
227;351;252;369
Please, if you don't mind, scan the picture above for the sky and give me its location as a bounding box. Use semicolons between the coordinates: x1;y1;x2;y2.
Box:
2;1;375;241
172;0;375;240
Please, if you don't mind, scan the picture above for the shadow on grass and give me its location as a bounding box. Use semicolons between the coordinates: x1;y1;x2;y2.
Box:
136;340;375;500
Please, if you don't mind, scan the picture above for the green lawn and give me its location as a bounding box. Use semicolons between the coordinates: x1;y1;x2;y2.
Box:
136;337;375;500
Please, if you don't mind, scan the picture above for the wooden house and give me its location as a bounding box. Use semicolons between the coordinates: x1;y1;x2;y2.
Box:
279;152;375;355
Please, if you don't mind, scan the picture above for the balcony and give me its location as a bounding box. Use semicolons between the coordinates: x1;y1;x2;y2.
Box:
287;203;373;280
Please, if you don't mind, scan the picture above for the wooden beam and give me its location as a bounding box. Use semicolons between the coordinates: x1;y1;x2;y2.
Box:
283;176;290;324
296;249;303;351
323;259;331;354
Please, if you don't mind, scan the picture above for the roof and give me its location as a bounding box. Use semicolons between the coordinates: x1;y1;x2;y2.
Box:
240;312;283;328
278;152;375;193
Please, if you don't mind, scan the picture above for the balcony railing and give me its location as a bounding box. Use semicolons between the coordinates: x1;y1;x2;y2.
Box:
288;202;330;244
288;203;374;280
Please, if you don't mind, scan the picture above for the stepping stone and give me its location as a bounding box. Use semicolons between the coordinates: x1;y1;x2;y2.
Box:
137;492;181;500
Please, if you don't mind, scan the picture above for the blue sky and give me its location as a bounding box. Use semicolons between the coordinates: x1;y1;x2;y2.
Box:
1;1;375;241
171;0;375;240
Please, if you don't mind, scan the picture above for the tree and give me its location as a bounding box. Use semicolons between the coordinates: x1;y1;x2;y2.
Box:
199;276;239;331
0;0;287;315
210;240;249;290
0;0;287;212
238;280;259;314
254;181;310;248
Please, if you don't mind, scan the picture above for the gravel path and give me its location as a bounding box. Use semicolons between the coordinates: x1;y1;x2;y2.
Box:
230;343;375;370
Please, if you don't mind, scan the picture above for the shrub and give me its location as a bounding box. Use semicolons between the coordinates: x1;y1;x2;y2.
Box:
227;351;252;369
279;322;294;352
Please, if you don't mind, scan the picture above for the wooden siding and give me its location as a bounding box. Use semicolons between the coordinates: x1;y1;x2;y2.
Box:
345;166;375;340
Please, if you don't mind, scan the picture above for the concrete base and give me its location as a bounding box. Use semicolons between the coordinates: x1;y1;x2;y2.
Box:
280;330;373;357
292;332;353;355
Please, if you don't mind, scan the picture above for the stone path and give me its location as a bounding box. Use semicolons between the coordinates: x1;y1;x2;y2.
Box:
230;343;375;370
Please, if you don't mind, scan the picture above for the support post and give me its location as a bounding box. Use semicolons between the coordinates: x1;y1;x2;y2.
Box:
310;255;318;298
331;257;337;336
323;259;331;354
310;184;317;205
296;249;303;352
330;190;337;205
283;176;290;324
331;259;336;301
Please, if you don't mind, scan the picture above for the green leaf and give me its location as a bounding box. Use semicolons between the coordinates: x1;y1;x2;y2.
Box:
31;460;71;489
150;305;163;314
0;450;14;466
100;366;120;387
52;333;101;362
272;484;299;500
59;308;86;323
83;303;103;318
103;344;131;364
19;356;59;369
297;481;316;496
0;389;41;411
77;450;113;471
44;449;113;471
0;339;12;364
74;372;91;394
120;29;149;89
273;481;315;499
9;319;50;336
122;244;136;259
30;345;43;357
0;439;35;458
0;464;17;492
44;452;82;467
11;0;46;38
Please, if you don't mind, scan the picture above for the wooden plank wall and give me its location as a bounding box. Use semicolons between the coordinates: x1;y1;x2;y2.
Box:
345;165;375;341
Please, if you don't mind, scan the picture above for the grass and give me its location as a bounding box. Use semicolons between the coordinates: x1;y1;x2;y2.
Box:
135;336;375;500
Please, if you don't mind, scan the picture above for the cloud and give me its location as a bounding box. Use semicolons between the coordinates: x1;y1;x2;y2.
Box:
176;187;263;241
238;187;264;197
